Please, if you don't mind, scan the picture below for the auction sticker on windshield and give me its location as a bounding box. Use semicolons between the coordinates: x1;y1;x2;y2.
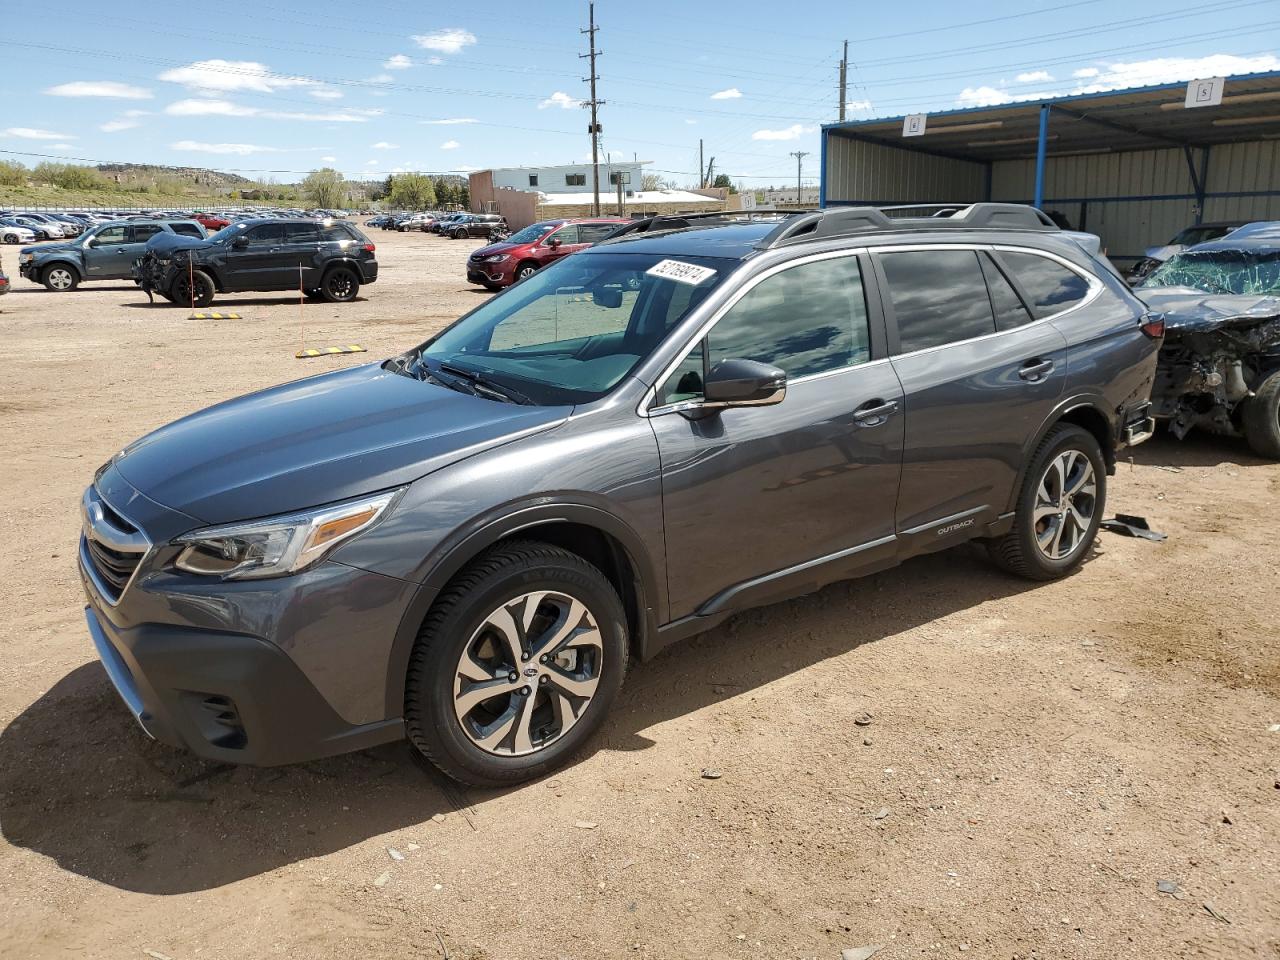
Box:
646;259;717;286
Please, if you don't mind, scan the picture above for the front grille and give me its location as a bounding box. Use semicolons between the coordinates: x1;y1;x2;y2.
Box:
85;537;143;598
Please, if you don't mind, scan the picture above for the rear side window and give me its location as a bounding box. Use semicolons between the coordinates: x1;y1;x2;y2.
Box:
880;250;995;353
170;223;203;238
131;224;162;243
284;223;320;242
999;251;1091;318
578;223;617;243
979;253;1034;331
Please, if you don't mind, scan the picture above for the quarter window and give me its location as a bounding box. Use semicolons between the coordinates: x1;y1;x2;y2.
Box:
999;251;1091;317
880;250;995;353
170;223;203;238
980;253;1033;331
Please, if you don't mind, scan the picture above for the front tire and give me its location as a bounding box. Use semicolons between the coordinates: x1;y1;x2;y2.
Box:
452;228;468;240
514;261;538;283
405;541;628;788
987;423;1106;581
320;266;359;303
1242;370;1280;459
3;232;18;244
169;270;215;308
42;264;79;292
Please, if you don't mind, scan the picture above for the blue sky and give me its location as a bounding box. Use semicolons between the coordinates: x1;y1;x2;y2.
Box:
1;0;1278;188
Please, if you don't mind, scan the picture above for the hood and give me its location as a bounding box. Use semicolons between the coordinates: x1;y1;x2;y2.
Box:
1137;288;1280;333
470;240;524;259
22;239;77;257
111;363;570;525
1142;243;1181;262
145;232;213;257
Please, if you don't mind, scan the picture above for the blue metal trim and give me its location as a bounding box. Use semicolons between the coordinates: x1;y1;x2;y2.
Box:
1195;147;1212;224
820;69;1280;132
819;128;828;208
1034;105;1050;209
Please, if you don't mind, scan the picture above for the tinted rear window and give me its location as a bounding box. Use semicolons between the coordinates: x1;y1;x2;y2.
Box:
880;250;996;353
170;223;203;238
1000;251;1091;318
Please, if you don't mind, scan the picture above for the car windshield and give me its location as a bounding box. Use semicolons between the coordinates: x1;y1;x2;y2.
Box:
1144;249;1280;295
207;222;252;243
507;223;556;244
396;251;732;405
1170;225;1233;246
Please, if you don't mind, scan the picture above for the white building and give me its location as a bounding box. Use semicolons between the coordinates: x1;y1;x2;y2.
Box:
483;161;647;196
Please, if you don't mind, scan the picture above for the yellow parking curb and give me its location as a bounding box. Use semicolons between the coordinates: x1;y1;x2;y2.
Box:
295;345;368;359
189;312;242;320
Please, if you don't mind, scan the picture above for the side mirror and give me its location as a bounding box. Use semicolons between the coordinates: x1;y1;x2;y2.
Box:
86;238;100;248
702;358;787;408
547;237;562;249
231;236;249;250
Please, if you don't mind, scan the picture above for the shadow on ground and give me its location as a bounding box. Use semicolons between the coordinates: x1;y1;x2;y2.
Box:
0;546;1049;894
1123;430;1271;469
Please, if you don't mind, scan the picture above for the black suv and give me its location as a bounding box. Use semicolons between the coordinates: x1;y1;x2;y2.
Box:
81;204;1159;787
135;218;378;307
444;214;507;240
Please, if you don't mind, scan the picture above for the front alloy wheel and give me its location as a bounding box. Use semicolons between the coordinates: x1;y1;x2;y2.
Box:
454;592;603;756
42;265;78;292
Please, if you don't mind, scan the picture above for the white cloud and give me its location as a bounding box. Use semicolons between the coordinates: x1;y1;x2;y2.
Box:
366;159;379;166
440;139;460;150
957;85;1017;107
684;119;697;125
1016;71;1054;84
310;88;343;100
158;59;321;95
1070;53;1280;94
847;99;872;111
49;143;73;150
422;117;478;125
710;87;743;100
751;124;814;141
321;155;337;162
44;80;153;100
538;91;581;110
428;56;443;66
1073;67;1101;79
171;140;281;155
164;98;380;122
1;127;75;140
371;141;398;150
366;73;395;85
384;54;413;70
411;28;477;54
100;118;142;132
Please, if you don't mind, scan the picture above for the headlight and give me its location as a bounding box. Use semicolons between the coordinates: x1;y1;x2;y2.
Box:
173;489;402;580
482;254;510;263
19;253;34;263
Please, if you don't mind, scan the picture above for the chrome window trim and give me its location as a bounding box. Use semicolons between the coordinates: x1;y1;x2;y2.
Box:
640;247;871;418
875;242;1102;362
80;486;152;607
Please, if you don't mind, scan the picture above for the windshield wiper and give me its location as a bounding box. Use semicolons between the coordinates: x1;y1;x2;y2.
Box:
437;362;534;405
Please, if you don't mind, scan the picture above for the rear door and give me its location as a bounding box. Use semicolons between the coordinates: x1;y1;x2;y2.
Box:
117;223;163;279
278;222;323;289
650;252;904;620
872;245;1074;548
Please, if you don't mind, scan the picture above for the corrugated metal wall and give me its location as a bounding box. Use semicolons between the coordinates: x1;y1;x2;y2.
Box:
825;135;984;203
824;131;1280;263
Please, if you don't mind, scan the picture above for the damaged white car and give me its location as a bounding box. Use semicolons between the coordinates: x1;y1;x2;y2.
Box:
1138;224;1280;458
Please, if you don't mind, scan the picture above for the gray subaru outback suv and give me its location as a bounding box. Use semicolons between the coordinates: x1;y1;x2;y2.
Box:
79;204;1161;786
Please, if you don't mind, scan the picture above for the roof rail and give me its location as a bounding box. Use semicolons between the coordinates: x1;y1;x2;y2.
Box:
757;202;1057;249
598;209;794;243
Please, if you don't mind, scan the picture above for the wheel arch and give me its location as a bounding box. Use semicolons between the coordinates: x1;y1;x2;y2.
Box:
382;503;661;719
1004;395;1116;515
40;258;82;280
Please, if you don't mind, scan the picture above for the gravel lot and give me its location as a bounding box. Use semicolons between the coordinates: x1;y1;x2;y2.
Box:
0;228;1277;960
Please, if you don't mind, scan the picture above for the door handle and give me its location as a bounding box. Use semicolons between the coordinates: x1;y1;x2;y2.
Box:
853;398;899;425
1018;358;1055;381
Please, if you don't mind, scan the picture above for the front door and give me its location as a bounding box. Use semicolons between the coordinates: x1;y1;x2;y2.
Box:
82;225;130;278
224;223;287;291
542;224;585;266
651;253;904;620
872;246;1073;545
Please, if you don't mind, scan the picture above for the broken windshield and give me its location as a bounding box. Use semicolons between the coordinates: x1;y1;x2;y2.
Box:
1144;250;1280;296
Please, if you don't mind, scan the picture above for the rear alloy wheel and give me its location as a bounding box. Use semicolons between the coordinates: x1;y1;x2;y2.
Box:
169;270;215;308
453;228;468;240
320;266;359;303
1241;369;1280;459
42;264;79;292
3;232;18;244
405;541;628;787
987;423;1106;580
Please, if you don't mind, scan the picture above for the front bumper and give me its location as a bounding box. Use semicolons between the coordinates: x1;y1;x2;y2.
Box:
467;261;511;287
19;261;39;282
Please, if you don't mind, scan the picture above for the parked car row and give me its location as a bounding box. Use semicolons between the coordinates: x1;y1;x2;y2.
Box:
367;212;508;239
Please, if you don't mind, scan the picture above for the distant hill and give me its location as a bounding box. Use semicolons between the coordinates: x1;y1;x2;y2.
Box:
95;163;252;190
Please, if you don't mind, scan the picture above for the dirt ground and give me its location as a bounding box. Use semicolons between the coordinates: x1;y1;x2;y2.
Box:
0;228;1277;960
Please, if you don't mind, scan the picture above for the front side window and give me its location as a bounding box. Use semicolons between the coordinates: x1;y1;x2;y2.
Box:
407;252;730;405
94;226;127;246
656;256;871;405
1000;251;1091;317
550;224;580;244
880;250;995;353
245;223;285;246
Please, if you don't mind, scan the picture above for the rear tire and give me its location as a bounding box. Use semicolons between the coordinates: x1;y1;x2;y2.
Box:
320;266;359;303
1242;370;1280;459
41;264;79;292
3;232;18;244
404;541;628;788
453;228;468;240
986;423;1106;581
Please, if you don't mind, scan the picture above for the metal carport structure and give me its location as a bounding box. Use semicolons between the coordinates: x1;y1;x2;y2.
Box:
820;71;1280;264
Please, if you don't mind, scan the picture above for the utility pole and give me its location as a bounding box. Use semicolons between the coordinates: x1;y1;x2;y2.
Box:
838;40;848;122
790;151;808;206
698;139;704;188
580;2;603;216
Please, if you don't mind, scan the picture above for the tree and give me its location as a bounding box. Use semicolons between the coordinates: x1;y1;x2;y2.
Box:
387;172;437;210
0;161;26;187
711;173;738;194
641;173;663;191
301;167;345;209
